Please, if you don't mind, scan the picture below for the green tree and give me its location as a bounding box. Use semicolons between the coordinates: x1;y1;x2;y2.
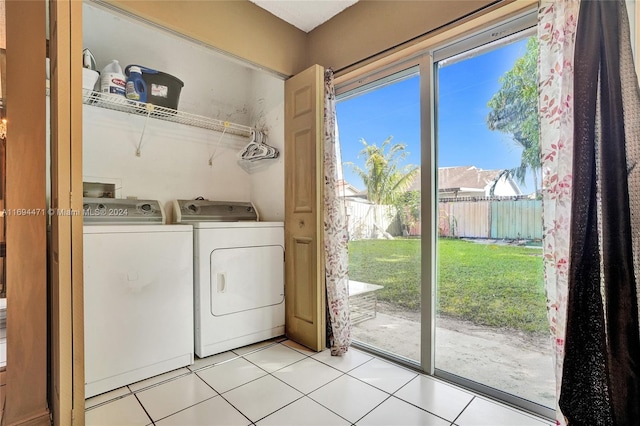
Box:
346;136;419;237
395;190;421;236
486;37;540;195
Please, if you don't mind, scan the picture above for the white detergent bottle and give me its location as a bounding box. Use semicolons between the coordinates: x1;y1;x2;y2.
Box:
100;60;126;98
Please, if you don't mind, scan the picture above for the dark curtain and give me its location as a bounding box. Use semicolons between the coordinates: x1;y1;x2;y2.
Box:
559;1;640;424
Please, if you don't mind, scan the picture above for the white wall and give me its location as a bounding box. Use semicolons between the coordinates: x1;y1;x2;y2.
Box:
247;71;285;221
82;2;285;222
83;106;251;222
83;2;253;122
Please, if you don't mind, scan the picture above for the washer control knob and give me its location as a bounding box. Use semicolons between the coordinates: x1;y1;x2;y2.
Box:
187;204;198;213
140;204;152;213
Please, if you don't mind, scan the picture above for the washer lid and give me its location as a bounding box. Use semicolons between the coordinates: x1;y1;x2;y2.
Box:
173;200;258;223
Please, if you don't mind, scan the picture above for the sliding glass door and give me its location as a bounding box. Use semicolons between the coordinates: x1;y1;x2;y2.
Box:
336;68;422;364
335;8;553;419
433;26;553;414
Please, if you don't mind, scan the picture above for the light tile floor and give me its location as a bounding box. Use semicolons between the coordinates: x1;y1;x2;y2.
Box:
85;338;554;426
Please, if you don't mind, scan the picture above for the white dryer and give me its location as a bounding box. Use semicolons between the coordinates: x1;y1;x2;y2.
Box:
174;200;284;358
83;198;194;398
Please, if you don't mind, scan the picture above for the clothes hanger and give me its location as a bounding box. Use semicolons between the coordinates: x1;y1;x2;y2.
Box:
240;130;279;161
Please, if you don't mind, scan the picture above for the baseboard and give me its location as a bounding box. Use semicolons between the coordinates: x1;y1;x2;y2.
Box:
5;409;50;426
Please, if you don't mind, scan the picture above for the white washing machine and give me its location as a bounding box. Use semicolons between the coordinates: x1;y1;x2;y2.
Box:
83;198;194;398
174;200;284;358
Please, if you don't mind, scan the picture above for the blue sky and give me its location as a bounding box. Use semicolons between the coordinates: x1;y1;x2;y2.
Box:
336;37;533;194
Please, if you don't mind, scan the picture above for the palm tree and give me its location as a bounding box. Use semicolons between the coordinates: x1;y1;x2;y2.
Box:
486;37;540;195
346;136;419;237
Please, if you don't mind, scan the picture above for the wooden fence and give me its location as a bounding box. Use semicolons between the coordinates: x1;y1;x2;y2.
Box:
344;196;542;241
344;198;400;240
439;197;542;240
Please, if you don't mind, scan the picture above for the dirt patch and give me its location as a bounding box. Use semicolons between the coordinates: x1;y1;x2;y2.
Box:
376;301;551;354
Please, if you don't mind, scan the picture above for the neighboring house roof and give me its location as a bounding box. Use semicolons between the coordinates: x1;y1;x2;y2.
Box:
407;166;522;196
439;166;504;192
343;166;522;200
336;180;367;198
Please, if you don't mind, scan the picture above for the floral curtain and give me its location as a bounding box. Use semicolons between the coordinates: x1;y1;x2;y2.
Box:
540;1;640;424
539;2;579;424
323;68;352;356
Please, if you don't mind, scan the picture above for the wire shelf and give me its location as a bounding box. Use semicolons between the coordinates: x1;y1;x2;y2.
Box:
82;89;253;138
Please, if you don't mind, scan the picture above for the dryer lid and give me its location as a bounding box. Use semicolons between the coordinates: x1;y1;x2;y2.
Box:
83;197;165;225
173;200;259;223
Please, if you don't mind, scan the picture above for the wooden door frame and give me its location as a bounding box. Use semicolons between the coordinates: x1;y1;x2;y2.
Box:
48;0;84;424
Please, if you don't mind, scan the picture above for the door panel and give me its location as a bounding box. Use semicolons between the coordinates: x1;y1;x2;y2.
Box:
293;130;313;212
4;1;49;424
284;64;325;351
292;237;314;323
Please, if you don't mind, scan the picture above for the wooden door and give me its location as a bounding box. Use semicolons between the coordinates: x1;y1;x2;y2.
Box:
49;0;84;424
284;64;326;351
4;1;49;424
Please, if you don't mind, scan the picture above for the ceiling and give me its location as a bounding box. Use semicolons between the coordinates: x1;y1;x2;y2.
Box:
249;0;359;33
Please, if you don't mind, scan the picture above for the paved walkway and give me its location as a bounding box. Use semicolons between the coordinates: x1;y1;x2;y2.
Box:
352;310;555;408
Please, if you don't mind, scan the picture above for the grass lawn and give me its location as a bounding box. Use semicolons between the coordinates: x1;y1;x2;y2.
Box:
348;238;547;334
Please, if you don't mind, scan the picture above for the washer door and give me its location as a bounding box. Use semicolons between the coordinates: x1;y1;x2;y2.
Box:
210;245;285;316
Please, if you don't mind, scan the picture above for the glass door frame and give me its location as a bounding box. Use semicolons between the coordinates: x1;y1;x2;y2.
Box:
336;7;554;420
336;57;431;373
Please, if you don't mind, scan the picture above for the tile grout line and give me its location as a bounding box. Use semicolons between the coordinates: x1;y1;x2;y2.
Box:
293;355;392;426
303;386;363;425
250;394;308;424
134;339;312;422
386;375;457;425
245;345;356;425
200;391;254;426
451;395;475;425
197;368;269;395
84;390;134;412
135;371;221;424
144;394;220;424
343;358;419;394
219;347;308;425
351;394;393;425
239;342;419;425
306;352;374;374
235;349;313;423
189;363;255;425
133;392;158;425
